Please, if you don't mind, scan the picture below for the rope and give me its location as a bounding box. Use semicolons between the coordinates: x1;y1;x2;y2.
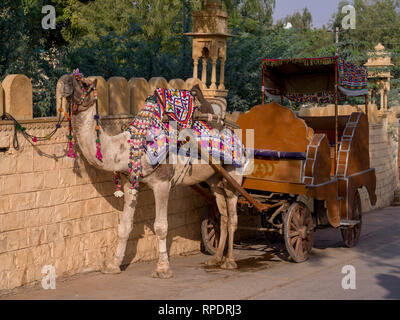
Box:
0;98;66;150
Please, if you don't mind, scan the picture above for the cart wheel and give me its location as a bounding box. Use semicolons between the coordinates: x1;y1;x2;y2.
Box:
201;206;221;255
284;202;314;263
341;191;362;248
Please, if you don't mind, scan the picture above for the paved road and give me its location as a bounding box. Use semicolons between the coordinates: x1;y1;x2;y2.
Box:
2;207;400;300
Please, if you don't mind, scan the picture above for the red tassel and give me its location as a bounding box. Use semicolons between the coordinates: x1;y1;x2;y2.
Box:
96;142;103;161
67;142;77;158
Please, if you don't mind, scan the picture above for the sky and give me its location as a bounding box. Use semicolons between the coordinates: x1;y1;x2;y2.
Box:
273;0;343;28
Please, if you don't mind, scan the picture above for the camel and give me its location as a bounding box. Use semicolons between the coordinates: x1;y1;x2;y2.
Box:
59;73;244;278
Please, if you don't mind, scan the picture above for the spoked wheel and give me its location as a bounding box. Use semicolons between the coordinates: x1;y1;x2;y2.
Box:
201;206;222;255
341;191;362;248
284;202;314;263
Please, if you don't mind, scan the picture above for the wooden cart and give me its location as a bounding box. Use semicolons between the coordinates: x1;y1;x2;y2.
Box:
200;57;377;262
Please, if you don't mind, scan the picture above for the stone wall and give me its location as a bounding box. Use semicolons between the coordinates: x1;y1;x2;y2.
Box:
299;104;399;211
0;74;210;292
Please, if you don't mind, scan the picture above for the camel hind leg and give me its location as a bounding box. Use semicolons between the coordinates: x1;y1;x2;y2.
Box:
102;182;137;274
221;169;242;270
220;189;239;269
204;178;229;267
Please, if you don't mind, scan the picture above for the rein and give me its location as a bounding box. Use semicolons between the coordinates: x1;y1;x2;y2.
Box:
1;98;66;150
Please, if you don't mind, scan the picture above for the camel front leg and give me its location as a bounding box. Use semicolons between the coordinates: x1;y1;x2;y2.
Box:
151;181;173;279
102;182;137;274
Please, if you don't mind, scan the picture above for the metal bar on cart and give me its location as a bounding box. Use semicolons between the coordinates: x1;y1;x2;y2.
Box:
237;226;281;233
334;56;339;174
191;137;270;213
262;64;265;105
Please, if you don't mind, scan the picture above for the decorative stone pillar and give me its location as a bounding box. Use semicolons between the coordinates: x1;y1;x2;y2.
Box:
218;58;226;90
365;43;393;110
384;90;388;110
202;57;208;85
210;58;217;89
184;0;233;113
193;58;199;79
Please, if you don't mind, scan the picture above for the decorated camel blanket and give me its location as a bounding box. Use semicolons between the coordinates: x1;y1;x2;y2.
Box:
123;88;245;193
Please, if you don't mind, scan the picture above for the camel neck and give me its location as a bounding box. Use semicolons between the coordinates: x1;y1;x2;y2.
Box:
71;107;130;172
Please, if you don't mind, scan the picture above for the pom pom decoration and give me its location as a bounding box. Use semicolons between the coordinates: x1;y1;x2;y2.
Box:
128;188;138;195
96;142;103;161
113;174;125;198
114;190;124;198
67;142;77;158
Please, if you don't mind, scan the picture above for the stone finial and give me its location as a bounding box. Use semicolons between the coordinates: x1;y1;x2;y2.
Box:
108;77;129;115
2;74;33;120
0;82;4;115
148;77;170;93
375;43;385;51
169;79;186;90
184;78;207;91
204;0;221;10
128;77;151;115
88;76;109;116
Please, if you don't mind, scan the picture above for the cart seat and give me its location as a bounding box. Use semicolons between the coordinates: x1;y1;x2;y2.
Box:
251;148;306;160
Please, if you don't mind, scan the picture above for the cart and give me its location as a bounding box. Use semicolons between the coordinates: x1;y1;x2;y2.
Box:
200;56;377;262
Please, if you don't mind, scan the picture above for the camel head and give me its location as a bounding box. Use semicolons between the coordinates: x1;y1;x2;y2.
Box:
190;84;214;115
59;72;98;115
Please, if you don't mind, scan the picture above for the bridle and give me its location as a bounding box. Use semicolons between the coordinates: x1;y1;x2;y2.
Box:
68;76;98;115
66;70;103;162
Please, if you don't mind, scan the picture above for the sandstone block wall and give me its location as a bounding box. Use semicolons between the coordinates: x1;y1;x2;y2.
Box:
0;117;208;291
361;118;398;210
0;74;212;292
0;73;258;292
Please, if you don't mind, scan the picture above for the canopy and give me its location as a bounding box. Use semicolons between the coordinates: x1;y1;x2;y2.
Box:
262;57;369;104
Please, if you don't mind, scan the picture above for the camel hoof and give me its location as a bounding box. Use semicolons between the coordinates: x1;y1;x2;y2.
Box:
101;264;121;274
151;269;173;279
204;256;223;266
220;258;237;270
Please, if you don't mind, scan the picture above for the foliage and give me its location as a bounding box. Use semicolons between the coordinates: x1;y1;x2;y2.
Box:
1;0;400;117
277;7;313;29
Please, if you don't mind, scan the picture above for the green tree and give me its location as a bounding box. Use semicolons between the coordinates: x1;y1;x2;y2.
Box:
331;0;400;92
277;7;313;29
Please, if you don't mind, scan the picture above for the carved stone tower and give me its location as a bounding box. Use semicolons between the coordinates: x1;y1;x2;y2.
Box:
185;0;233;112
364;43;393;110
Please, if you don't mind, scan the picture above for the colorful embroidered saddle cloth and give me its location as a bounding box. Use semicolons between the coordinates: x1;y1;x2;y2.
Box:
155;88;195;129
145;117;245;168
126;89;245;173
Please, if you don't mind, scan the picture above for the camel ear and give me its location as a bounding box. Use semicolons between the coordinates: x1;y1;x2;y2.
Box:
72;76;83;96
191;84;204;99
